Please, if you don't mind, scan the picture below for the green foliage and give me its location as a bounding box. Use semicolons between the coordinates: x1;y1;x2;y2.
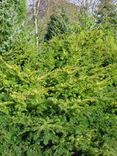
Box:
0;25;117;155
2;23;37;70
78;10;95;31
16;0;26;21
45;10;69;41
0;0;17;52
95;0;117;28
0;0;26;53
7;0;26;21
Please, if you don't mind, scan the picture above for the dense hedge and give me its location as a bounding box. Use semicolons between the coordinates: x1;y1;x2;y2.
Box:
0;28;117;155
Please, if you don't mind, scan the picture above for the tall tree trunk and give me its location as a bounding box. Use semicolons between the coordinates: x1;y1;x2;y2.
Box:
33;0;40;50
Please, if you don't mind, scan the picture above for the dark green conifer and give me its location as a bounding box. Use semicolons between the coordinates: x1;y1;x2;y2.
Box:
45;9;69;41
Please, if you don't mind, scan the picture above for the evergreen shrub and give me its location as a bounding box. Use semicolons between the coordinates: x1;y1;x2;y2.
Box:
0;27;117;155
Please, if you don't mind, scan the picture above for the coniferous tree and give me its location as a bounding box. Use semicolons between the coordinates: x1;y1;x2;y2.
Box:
0;0;17;52
0;0;26;52
45;9;69;41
